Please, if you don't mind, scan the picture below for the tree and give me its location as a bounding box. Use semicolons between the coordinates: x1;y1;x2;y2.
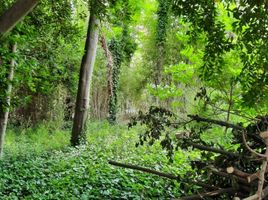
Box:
129;1;268;199
71;0;100;146
0;42;16;157
0;0;39;37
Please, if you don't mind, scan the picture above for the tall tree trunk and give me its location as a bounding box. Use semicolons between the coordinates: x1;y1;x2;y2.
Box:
0;43;17;157
71;6;100;146
0;0;39;37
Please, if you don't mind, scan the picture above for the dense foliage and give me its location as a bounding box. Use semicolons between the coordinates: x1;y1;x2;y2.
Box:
1;0;268;199
0;123;188;199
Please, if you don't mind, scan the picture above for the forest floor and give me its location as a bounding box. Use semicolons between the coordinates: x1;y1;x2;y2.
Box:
0;121;192;199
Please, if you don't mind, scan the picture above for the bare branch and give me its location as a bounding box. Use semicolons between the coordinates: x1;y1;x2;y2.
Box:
173;188;236;200
109;160;219;190
187;115;243;130
188;142;241;158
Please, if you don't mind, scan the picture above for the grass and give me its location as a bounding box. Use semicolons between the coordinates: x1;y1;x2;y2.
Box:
0;121;193;199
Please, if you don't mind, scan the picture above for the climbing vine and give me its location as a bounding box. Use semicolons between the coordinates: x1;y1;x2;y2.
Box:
108;38;122;124
107;1;137;124
154;0;172;85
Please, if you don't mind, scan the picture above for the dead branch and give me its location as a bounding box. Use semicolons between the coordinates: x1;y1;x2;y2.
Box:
256;138;268;200
173;188;236;200
243;194;259;200
247;167;268;183
226;167;250;178
187;115;243;130
242;131;268;158
108;160;219;190
189;142;241;158
209;167;249;185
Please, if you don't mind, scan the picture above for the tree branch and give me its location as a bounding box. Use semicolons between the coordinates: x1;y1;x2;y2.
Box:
0;0;39;37
189;142;241;158
187;115;243;130
109;160;219;190
173;188;236;200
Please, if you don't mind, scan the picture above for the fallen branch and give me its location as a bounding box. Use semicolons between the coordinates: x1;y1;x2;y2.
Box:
242;131;268;158
187;115;243;130
247;167;268;183
109;160;178;180
173;188;236;200
242;185;268;200
189;142;240;158
226;167;250;178
209;167;249;184
256;138;268;200
108;160;219;190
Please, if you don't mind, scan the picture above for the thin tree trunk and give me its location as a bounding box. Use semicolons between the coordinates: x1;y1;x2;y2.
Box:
0;43;17;157
71;5;100;146
100;34;113;98
100;34;114;121
0;0;39;37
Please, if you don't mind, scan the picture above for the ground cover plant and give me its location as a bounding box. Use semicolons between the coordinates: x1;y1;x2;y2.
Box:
0;122;193;199
1;0;268;199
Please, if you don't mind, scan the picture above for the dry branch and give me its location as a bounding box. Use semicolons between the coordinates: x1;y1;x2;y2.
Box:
256;138;268;200
242;131;268;158
174;188;236;200
209;168;249;184
247;167;268;183
226;167;250;178
109;160;219;190
189;142;240;157
260;131;268;139
187;115;243;130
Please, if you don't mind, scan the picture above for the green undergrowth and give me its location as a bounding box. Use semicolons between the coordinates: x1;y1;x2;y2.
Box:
0;121;194;199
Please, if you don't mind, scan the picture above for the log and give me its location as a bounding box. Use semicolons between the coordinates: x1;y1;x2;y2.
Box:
174;188;236;200
0;0;39;37
226;167;250;178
